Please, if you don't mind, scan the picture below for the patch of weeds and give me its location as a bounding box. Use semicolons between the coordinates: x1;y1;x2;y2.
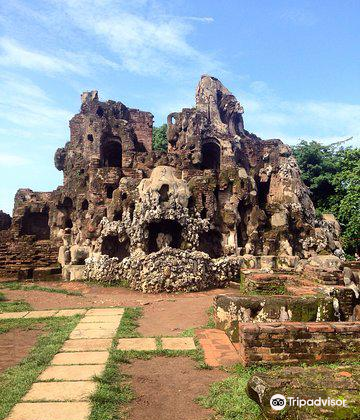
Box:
204;306;215;328
197;364;268;420
0;282;83;296
0;300;33;313
0;291;33;313
117;307;142;338
0;315;81;420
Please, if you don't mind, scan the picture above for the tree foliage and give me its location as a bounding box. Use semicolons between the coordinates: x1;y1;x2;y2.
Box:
152;124;167;152
292;140;360;255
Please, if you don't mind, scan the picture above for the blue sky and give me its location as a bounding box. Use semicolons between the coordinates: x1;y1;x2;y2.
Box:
0;0;359;213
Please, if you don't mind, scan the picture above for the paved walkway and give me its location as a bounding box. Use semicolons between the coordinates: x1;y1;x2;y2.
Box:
5;308;124;420
0;309;87;319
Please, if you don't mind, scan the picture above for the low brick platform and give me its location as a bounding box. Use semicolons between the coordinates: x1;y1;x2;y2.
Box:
196;329;239;367
238;321;360;366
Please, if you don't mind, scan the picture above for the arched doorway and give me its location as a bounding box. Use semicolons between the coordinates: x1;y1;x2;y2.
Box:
100;138;122;168
201;141;221;170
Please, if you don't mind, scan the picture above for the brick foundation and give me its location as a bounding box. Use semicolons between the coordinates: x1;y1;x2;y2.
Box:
238;321;360;366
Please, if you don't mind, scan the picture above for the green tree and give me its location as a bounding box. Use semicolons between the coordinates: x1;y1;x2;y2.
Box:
292;140;360;256
152;124;167;152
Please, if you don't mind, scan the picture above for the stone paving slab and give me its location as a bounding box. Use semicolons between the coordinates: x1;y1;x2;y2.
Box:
196;329;239;367
86;308;124;316
54;309;87;317
80;315;122;323
0;311;29;319
7;402;90;420
24;310;58;318
162;337;196;350
70;329;116;339
51;351;109;365
61;338;113;352
22;381;96;402
75;322;119;330
117;337;157;351
39;364;106;381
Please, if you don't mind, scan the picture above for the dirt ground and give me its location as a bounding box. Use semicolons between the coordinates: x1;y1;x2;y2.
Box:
121;357;227;420
0;327;43;374
1;281;227;335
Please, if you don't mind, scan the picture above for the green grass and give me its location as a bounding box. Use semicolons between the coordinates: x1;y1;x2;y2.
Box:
197;364;268;420
0;282;83;296
0;315;81;420
0;290;33;313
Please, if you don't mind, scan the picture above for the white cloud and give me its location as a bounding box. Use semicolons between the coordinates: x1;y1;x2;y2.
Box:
0;37;119;76
53;0;221;77
0;153;30;166
236;81;360;147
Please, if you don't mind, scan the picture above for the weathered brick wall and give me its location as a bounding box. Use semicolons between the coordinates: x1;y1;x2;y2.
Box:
0;235;58;278
129;109;153;154
238;321;360;366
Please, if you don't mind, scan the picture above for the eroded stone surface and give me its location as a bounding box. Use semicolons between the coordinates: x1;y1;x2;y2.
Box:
161;337;196;350
22;381;96;402
117;338;157;351
7;402;91;420
39;364;105;381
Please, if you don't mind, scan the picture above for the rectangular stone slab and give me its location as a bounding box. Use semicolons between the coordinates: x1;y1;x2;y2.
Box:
80;315;122;323
54;309;87;317
61;338;112;352
86;308;124;315
0;312;29;319
24;310;58;318
74;323;119;332
39;364;105;381
70;329;116;339
117;338;157;351
51;351;109;365
22;381;96;401
7;402;90;420
162;337;196;350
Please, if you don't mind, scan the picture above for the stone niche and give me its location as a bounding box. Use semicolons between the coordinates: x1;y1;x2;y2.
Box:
1;75;346;290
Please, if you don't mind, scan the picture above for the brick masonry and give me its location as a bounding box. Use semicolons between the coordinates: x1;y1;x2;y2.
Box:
238;321;360;366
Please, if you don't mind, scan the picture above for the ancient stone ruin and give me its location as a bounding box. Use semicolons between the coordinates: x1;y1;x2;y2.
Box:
0;75;349;291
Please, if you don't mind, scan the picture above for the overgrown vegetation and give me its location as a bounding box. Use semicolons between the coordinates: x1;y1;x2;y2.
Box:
0;315;80;420
0;282;83;296
198;364;267;420
152;124;167;151
292;140;360;256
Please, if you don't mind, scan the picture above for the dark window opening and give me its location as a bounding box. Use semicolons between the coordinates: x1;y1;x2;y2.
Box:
159;184;169;203
20;211;50;240
188;196;195;211
101;235;130;261
200;208;207;219
100;139;122;168
79;169;85;175
237;200;251;251
148;220;182;253
65;218;73;229
201;142;220;170
61;197;73;211
129;203;135;220
96;107;104;117
121;192;127;200
198;230;223;258
113;210;122;221
81;200;89;211
106;185;116;199
87;134;94;142
256;176;271;209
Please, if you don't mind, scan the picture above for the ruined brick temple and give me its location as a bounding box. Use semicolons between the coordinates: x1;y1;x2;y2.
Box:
0;76;345;291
